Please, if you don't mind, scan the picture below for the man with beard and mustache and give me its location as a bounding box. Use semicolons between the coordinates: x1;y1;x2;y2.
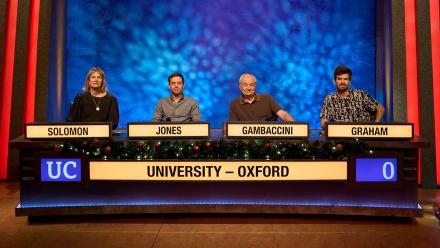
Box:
320;65;384;128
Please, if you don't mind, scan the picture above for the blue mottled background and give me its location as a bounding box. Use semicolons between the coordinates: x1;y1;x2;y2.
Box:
65;0;376;128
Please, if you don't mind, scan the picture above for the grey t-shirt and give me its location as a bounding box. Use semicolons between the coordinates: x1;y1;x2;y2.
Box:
153;95;200;121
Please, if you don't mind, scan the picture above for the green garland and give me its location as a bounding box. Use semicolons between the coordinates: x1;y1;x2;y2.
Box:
54;139;370;161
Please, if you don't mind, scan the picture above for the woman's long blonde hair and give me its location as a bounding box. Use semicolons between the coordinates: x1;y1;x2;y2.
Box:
83;67;108;93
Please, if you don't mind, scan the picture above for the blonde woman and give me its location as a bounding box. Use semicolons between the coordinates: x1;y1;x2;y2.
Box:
67;67;119;129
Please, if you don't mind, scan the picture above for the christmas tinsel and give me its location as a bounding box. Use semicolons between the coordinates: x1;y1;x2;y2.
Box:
53;139;369;161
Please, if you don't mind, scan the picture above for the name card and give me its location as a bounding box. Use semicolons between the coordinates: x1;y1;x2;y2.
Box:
326;123;414;139
128;122;209;139
89;161;347;181
25;123;111;139
226;122;309;138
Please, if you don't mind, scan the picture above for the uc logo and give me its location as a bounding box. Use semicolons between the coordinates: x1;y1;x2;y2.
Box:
41;158;81;182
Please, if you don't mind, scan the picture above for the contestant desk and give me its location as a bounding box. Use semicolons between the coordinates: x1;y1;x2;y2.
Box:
11;125;426;218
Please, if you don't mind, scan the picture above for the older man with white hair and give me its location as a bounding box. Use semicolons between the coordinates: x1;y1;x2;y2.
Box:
229;73;295;121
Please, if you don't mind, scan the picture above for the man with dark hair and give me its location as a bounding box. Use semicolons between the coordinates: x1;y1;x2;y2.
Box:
153;72;200;121
229;73;295;121
168;72;184;84
320;65;384;128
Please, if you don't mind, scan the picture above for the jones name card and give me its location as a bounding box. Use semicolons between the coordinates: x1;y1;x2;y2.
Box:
226;122;309;138
326;123;413;139
25;123;111;139
128;122;209;138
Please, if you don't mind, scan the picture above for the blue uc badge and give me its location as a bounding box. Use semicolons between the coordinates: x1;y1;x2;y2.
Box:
41;158;81;182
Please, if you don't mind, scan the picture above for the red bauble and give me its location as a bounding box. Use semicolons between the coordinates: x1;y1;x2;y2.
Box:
54;144;62;152
153;142;161;151
336;143;344;152
104;145;112;154
264;143;272;150
193;145;201;153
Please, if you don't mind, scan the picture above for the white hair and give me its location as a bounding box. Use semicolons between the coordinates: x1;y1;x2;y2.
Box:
239;73;256;84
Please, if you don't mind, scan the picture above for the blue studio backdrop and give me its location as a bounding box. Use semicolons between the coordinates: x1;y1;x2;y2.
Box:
64;0;376;128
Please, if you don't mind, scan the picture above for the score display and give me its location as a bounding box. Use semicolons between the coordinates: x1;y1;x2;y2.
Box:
355;158;397;182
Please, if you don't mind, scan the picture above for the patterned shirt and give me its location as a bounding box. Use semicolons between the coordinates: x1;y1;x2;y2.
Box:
153;95;200;121
320;89;379;122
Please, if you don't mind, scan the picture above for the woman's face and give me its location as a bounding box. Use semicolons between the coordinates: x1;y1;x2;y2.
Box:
88;72;103;90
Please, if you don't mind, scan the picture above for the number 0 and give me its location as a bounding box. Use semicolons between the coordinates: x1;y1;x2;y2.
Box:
382;162;395;180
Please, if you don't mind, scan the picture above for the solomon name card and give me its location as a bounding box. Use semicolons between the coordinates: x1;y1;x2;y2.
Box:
128;122;209;139
326;123;413;139
25;123;111;139
225;122;309;139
